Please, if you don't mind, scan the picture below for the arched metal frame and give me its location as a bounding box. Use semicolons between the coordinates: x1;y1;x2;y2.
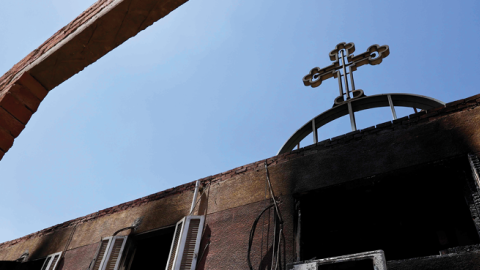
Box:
277;93;445;155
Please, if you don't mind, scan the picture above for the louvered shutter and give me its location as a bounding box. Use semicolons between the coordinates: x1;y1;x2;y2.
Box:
91;239;110;270
166;220;185;270
40;257;51;270
101;236;127;270
165;216;205;270
40;252;62;270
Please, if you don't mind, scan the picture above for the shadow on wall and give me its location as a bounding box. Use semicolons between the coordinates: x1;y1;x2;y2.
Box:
196;225;211;270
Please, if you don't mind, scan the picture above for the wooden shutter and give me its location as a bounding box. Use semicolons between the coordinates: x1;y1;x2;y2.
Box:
166;220;185;270
102;236;127;270
165;216;205;270
90;236;127;270
91;239;110;270
40;252;62;270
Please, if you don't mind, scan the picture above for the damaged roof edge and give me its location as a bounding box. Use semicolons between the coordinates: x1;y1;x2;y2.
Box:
0;93;478;250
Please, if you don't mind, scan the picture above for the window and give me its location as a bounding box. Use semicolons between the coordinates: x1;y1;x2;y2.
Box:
166;215;205;270
90;236;128;270
297;157;480;262
40;252;62;270
127;226;176;269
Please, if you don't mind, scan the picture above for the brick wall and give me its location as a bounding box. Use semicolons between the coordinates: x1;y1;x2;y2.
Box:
1;93;480;267
199;196;295;270
2;92;480;252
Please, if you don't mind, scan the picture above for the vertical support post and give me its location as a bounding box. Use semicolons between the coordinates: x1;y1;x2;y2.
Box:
312;119;318;144
347;102;357;131
387;95;397;120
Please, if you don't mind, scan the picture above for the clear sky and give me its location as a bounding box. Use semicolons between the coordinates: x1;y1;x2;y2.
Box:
0;0;479;243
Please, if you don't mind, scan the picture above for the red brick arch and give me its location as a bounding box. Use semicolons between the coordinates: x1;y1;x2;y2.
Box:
0;0;188;160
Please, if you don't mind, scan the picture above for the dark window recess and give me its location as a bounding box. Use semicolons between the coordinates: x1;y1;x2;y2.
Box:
27;258;47;270
0;258;46;270
317;259;373;270
128;226;175;269
299;158;480;261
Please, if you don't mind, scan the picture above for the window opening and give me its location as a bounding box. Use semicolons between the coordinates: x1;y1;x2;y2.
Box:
127;226;175;270
298;158;480;261
28;258;48;269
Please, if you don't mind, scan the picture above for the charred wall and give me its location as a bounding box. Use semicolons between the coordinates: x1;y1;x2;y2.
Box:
387;249;480;270
0;95;480;268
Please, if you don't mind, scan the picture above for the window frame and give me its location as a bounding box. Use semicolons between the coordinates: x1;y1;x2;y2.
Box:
40;251;62;270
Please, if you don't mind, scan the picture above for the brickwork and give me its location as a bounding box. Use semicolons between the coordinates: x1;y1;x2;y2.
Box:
0;0;115;94
0;72;48;157
0;93;479;267
1;92;480;252
198;196;295;270
57;242;100;270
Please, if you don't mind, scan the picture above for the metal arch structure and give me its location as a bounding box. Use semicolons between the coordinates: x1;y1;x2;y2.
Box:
277;93;445;155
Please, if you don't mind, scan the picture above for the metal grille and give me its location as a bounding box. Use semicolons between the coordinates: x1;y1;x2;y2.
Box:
105;238;124;270
92;240;109;270
179;219;201;270
167;221;184;270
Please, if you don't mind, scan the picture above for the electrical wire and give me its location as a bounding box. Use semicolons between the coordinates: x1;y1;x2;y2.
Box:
264;161;283;224
247;204;275;270
247;161;285;270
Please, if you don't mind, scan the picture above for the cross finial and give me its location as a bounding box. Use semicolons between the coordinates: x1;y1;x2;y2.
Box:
303;42;390;106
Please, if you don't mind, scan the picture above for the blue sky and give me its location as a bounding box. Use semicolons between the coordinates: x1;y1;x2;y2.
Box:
0;0;479;243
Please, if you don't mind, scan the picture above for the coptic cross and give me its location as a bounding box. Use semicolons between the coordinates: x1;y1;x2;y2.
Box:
303;42;390;106
303;42;390;131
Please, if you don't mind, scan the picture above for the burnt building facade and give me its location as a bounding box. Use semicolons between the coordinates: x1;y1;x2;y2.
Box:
1;0;480;269
1;94;480;269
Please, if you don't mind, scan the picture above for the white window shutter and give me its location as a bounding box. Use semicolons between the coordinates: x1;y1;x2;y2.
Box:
90;236;128;270
101;236;127;270
91;239;110;270
166;219;186;270
165;216;205;270
40;257;51;270
40;252;62;270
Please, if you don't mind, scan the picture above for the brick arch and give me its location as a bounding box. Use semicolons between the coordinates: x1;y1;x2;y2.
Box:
0;0;188;160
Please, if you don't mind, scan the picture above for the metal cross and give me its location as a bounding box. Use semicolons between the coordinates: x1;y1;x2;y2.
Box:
303;42;390;130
